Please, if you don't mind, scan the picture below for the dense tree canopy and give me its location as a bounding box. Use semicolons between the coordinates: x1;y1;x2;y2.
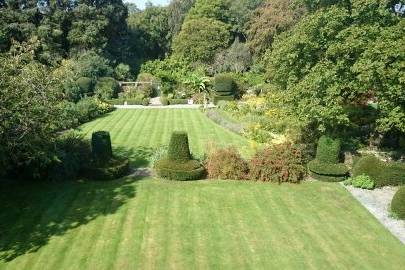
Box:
264;0;404;133
172;18;230;63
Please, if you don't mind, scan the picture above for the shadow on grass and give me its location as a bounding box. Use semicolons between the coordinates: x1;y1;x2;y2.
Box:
114;146;155;168
0;175;144;262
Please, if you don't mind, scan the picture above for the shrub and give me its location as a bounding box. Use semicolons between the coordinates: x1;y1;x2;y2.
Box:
214;74;236;96
391;186;405;219
316;135;341;164
48;131;91;181
126;98;144;105
353;155;405;187
169;99;188;105
76;77;93;95
205;147;248;180
160;96;169;106
213;95;235;104
94;77;120;99
344;174;375;190
150;146;168;168
83;157;130;181
307;160;349;176
308;135;348;182
74;97;114;124
142;98;150;106
155;158;205;181
249;143;306;183
91;131;113;164
167;132;192;161
106;99;124;105
136;73;157;97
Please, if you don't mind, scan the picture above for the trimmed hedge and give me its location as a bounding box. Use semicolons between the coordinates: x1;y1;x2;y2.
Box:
168;132;192;161
91;131;113;164
353;155;405;187
316;135;341;164
214;74;236;94
213;95;234;104
307;135;348;182
169;99;188;105
155;158;205;181
391;186;405;219
308;160;349;176
83;157;130;181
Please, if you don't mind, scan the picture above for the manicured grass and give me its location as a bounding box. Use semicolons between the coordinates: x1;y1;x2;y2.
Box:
1;109;404;269
79;109;254;166
0;178;404;270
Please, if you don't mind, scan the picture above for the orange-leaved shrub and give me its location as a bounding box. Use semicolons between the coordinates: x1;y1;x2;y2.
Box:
205;147;249;180
249;143;306;183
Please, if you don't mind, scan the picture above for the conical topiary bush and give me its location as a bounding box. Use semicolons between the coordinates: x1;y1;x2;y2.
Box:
84;131;129;181
168;132;192;161
155;132;205;181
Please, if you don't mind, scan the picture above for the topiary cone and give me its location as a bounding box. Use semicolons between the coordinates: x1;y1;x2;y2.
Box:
168;131;192;161
91;131;113;164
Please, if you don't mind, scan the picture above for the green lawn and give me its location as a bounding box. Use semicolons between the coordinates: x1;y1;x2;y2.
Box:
0;109;404;269
79;109;254;166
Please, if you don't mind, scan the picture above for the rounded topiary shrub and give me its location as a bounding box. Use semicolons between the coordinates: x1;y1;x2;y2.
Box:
316;135;341;164
168;131;192;161
391;186;405;219
76;77;93;95
353;155;405;187
155;158;205;181
91;131;113;164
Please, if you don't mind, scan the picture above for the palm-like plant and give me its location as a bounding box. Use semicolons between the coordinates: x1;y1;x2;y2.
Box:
183;73;211;109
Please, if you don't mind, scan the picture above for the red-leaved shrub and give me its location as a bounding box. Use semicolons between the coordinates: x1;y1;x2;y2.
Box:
205;147;248;180
249;143;306;183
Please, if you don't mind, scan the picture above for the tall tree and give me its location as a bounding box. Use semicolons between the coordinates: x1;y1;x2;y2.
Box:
172;18;230;63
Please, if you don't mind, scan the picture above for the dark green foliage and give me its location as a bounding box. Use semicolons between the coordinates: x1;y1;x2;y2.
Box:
213;96;235;104
214;74;236;96
83;157;130;181
308;135;347;182
168;132;192;161
391;186;405;220
91;131;113;164
94;77;120;100
155;132;205;181
307;160;349;180
48;131;91;181
169;99;188;105
76;77;94;95
353;155;405;187
316;135;341;164
249;143;307;183
155;158;205;181
70;97;114;124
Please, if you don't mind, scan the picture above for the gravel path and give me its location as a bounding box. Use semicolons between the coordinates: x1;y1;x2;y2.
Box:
343;184;405;244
